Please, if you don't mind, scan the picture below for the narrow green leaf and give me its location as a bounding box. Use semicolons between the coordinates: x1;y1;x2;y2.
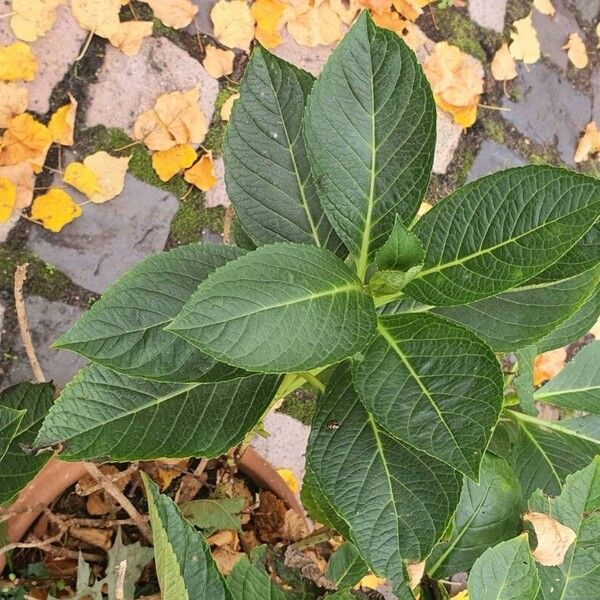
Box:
529;457;600;599
305;11;436;278
326;542;369;589
168;243;377;373
353;314;503;478
468;534;539;600
54;243;246;383
0;405;25;462
224;47;341;251
427;454;524;579
404;166;600;306
534;341;600;412
514;345;537;416
306;365;461;588
0;383;53;504
180;498;245;532
143;474;229;600
34;365;280;461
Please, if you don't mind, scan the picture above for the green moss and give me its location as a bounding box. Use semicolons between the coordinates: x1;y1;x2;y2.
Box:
505;0;532;33
482;118;506;144
429;8;488;62
169;195;225;246
278;389;317;426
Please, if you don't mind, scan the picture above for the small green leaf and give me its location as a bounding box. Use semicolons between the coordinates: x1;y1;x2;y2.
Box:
143;474;229;600
326;542;369;589
514;345;537;416
468;534;539;600
180;498;245;532
353;314;503;478
168;243;376;373
375;216;424;272
369;267;422;297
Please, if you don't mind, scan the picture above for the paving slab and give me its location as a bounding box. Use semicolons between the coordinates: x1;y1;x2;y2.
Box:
205;157;230;209
2;296;87;390
0;300;5;352
0;213;19;243
468;0;508;32
273;29;337;76
502;63;591;165
188;0;215;35
0;3;88;114
85;37;219;134
592;69;600;123
28;175;179;294
467;140;527;182
566;0;600;24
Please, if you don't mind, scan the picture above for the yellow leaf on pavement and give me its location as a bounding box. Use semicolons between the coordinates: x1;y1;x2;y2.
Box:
0;162;35;211
203;45;235;79
523;512;576;566
563;32;588;69
30;188;82;232
510;13;541;64
211;0;255;50
71;0;121;37
48;94;77;146
533;347;567;386
287;3;343;47
0;42;38;81
63;161;99;197
533;0;555;16
393;0;431;21
491;42;517;81
152;144;197;182
220;92;239;121
83;151;131;203
0;177;17;223
0;83;28;128
329;0;361;25
10;0;66;42
184;151;217;191
141;0;198;29
252;0;285;48
108;20;153;55
574;121;600;163
0;113;52;173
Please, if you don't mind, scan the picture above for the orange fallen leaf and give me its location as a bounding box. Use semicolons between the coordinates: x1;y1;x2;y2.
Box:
563;32;588;69
184;151;218;191
533;0;555;16
220;92;239;121
0;42;38;81
252;0;285;48
48;94;77;146
0;83;28;128
152;144;197;182
510;13;541;64
523;512;576;566
491;42;517;81
141;0;198;29
287;4;343;47
30;188;82;232
10;0;66;42
574;121;600;163
108;20;154;55
393;0;431;21
533;347;567;386
83;151;131;203
203;45;235;79
211;0;255;51
71;0;121;38
0;177;17;223
0;113;52;173
63;161;100;197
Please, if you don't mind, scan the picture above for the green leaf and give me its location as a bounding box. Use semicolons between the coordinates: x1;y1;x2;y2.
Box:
143;474;229;600
353;314;503;478
306;365;461;588
304;11;436;278
224;47;341;252
34;365;280;461
514;345;537;416
534;341;600;412
467;534;539;600
54;243;246;383
0;383;53;505
529;457;600;599
427;453;524;579
326;542;369;589
403;166;600;306
168;243;377;373
375;216;424;272
180;498;245;532
0;405;25;462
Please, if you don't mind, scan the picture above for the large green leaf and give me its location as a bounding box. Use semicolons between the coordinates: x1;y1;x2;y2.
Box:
304;11;435;278
529;457;600;599
0;405;25;462
34;365;280;461
168;243;376;373
534;341;600;412
427;454;524;579
54;243;246;383
306;365;461;588
353;314;503;477
403;166;600;306
0;382;53;505
224;47;340;251
467;535;539;600
143;474;229;600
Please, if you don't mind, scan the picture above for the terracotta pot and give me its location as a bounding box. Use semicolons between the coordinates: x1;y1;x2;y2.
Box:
0;449;306;573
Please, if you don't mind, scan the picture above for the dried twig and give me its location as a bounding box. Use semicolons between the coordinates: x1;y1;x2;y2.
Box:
115;559;127;600
222;206;235;245
14;264;45;383
84;463;152;543
0;509;67;557
77;462;138;497
52;514;148;529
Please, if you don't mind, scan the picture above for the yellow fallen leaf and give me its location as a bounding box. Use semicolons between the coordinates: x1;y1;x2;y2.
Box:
184;151;217;191
356;574;385;590
491;42;517;81
211;0;255;50
524;512;576;566
203;45;235;79
220;92;239;121
48;94;77;146
287;3;343;47
453;592;469;600
152;144;197;182
108;20;153;55
393;0;430;21
155;458;189;490
30;188;82;232
276;469;299;494
575;121;600;163
0;162;35;211
0;83;28;128
63;161;99;197
358;0;392;11
71;0;121;37
0;113;52;173
252;0;285;48
10;0;66;42
329;0;361;25
134;88;207;151
533;347;567;386
417;201;432;217
0;42;38;81
563;32;588;69
510;13;541;64
0;177;17;223
141;0;198;29
83;151;131;203
533;0;555;16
